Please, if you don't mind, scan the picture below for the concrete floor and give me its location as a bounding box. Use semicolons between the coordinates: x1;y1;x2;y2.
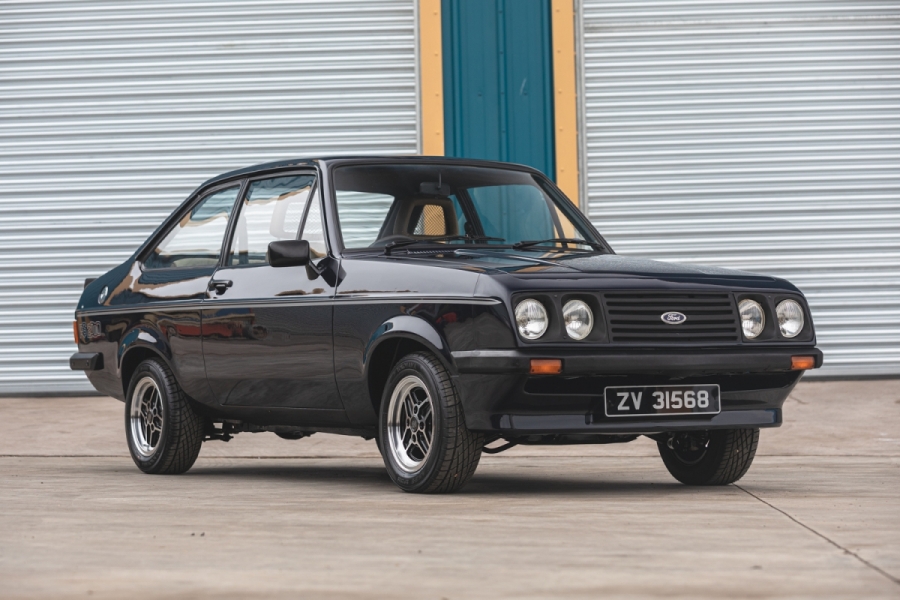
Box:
1;379;898;599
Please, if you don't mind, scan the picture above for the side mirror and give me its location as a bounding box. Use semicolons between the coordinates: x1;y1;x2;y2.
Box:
267;240;310;268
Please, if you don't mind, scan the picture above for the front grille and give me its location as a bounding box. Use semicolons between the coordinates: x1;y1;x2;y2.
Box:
603;292;740;344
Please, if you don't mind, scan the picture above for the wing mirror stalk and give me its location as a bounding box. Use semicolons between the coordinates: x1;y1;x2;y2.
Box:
267;240;327;281
305;262;326;281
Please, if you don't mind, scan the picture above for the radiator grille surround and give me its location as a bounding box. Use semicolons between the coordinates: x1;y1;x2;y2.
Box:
602;292;741;344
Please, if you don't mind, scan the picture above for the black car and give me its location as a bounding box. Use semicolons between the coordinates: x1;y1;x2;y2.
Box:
71;157;822;493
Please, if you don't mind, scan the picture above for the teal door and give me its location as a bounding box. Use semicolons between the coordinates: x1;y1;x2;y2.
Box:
441;0;555;179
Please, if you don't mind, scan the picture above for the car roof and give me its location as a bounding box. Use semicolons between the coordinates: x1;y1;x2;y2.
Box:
201;155;543;187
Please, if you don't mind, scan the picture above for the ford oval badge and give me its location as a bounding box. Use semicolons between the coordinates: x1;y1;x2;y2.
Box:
661;311;687;325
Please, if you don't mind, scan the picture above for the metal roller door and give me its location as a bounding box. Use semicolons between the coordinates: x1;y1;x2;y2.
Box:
579;1;900;377
0;0;418;394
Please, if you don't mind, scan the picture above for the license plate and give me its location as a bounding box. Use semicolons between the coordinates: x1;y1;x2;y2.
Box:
604;385;721;417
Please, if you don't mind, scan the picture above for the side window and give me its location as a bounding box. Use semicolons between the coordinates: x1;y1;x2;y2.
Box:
228;175;316;266
144;186;239;269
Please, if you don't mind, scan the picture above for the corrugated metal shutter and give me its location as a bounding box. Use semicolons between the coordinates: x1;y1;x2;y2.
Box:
0;0;418;394
579;1;900;377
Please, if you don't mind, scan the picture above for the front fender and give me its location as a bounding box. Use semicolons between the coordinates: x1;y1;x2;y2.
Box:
363;315;455;375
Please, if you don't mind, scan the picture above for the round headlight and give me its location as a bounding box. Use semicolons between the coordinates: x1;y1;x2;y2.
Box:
776;299;804;338
515;299;548;340
739;299;765;339
563;300;593;340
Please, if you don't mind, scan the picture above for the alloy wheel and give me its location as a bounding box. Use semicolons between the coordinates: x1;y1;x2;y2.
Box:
130;376;164;457
386;375;435;473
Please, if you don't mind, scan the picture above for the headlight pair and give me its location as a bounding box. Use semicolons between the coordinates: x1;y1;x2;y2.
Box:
738;298;804;339
515;298;593;341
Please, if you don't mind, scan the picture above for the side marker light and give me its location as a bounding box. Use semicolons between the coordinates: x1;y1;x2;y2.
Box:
530;359;562;375
791;356;816;370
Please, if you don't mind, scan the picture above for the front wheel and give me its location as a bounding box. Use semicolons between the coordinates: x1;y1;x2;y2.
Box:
657;428;759;485
125;358;205;474
379;352;483;493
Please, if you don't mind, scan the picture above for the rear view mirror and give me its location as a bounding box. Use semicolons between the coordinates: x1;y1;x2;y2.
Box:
419;181;451;196
267;240;310;268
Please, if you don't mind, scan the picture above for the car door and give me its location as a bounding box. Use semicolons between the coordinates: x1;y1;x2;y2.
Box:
200;171;342;412
133;182;242;405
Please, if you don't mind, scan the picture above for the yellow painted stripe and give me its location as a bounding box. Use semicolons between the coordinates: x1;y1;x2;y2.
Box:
419;0;444;156
551;0;579;207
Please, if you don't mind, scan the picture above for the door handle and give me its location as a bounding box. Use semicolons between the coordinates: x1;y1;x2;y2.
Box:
208;279;233;295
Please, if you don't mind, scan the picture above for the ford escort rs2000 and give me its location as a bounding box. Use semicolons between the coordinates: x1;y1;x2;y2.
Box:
71;157;822;493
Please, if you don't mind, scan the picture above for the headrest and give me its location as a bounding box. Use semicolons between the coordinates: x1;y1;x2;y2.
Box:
392;197;458;237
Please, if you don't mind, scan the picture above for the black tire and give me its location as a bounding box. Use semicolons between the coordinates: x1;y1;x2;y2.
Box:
378;352;483;493
125;358;205;474
657;428;759;486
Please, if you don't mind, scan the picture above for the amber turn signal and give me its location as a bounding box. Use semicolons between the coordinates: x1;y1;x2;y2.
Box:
73;321;79;344
530;359;562;375
791;356;816;370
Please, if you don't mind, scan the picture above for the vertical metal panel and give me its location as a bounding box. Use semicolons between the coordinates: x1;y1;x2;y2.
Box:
441;0;555;177
579;1;900;377
0;0;418;394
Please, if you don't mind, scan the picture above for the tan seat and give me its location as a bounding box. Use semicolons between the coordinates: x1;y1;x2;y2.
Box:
391;196;458;237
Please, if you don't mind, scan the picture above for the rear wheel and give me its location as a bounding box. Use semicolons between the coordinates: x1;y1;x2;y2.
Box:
379;352;483;493
125;358;204;474
657;428;759;485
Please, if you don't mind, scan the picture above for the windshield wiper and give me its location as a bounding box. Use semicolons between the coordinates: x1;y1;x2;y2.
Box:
384;235;506;255
512;238;605;251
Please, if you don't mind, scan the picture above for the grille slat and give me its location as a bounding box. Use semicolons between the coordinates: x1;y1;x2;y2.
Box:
603;292;740;345
611;326;737;333
608;315;734;322
606;299;731;306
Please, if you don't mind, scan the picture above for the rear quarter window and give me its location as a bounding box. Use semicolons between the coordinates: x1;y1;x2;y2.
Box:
144;186;239;269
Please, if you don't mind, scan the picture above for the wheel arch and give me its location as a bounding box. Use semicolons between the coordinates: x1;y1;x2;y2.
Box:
118;327;175;398
363;315;456;414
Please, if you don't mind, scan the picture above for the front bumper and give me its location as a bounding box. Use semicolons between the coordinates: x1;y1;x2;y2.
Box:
452;347;823;376
451;347;821;435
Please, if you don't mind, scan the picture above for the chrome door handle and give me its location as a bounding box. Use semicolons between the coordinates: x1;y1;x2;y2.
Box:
208;279;233;295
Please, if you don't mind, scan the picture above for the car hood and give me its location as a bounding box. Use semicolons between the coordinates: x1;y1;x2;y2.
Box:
460;250;802;293
446;250;767;279
349;249;800;294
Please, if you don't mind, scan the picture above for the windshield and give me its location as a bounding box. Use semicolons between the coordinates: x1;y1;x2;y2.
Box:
333;164;600;251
